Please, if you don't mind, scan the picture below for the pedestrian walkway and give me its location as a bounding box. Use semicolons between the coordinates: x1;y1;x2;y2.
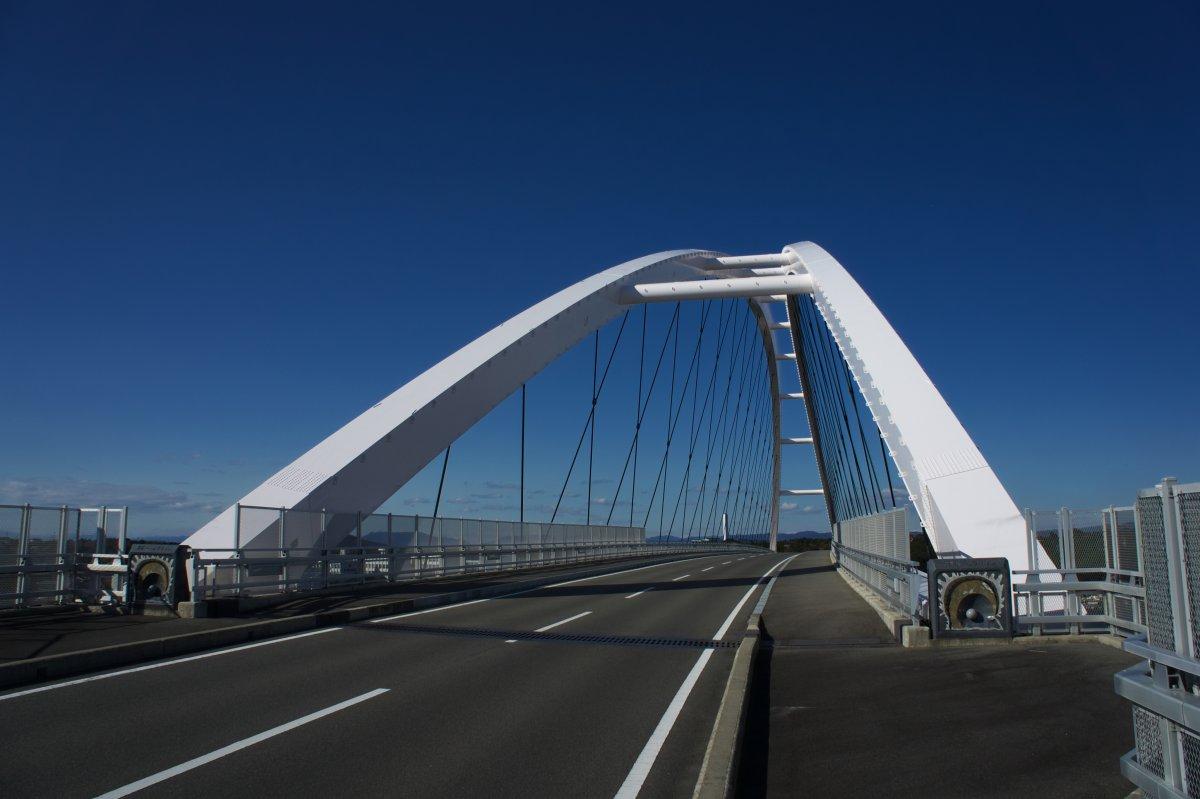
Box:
740;550;1141;798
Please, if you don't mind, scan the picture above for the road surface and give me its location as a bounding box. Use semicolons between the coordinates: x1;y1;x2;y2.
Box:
0;551;788;799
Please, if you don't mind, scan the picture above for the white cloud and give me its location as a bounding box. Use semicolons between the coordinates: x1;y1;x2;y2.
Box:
0;476;220;513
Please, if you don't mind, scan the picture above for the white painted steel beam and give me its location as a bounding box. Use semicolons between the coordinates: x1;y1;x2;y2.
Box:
785;241;1033;570
619;275;813;304
775;352;797;361
781;437;814;445
711;253;798;269
780;489;824;496
780;392;805;400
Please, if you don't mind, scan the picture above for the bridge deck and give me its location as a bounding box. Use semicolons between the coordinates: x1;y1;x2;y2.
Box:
0;550;1143;797
0;555;675;664
743;550;1140;798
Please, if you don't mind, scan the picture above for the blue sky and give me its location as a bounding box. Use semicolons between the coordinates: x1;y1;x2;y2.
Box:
1;2;1197;536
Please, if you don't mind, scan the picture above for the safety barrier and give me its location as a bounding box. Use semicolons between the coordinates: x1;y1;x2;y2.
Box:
0;504;129;608
1015;506;1146;637
831;508;924;619
188;504;759;600
1115;478;1200;798
831;540;924;620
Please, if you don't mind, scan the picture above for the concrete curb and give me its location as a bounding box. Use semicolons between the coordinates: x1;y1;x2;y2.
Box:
693;554;795;799
835;566;929;647
692;613;761;799
0;553;710;692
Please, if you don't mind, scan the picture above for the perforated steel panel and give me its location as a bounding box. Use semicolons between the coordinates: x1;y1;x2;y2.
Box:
1139;494;1177;651
1114;594;1135;623
1070;509;1109;569
1180;491;1200;658
1116;508;1140;572
1133;706;1166;779
1183;728;1200;798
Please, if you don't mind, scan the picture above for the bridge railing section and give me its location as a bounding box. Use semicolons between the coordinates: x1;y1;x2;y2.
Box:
1014;506;1146;637
831;508;924;619
1114;479;1200;797
188;504;753;601
0;503;130;609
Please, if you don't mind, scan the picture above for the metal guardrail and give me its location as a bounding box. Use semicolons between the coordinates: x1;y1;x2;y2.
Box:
0;503;129;608
1019;505;1145;637
1115;478;1200;798
831;541;924;620
188;504;760;600
832;504;1147;638
1013;567;1146;637
189;540;760;600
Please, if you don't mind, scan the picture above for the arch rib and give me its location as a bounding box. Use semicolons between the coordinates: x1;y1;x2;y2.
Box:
185;249;783;553
784;241;1029;570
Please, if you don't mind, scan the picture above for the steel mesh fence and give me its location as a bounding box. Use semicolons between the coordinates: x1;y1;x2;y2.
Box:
1138;494;1176;651
1182;728;1200;798
1179;491;1200;658
1133;706;1166;779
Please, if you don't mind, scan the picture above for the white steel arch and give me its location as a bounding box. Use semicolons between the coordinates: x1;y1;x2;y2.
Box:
782;241;1028;570
186;250;784;554
185;241;1029;572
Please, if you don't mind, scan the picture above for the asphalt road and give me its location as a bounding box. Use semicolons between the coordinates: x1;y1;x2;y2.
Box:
0;550;787;799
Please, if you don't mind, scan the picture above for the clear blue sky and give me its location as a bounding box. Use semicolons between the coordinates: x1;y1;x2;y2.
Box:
1;2;1197;536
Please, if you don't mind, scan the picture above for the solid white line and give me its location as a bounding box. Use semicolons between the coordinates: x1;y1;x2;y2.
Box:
369;556;705;625
613;556;796;798
712;555;796;641
368;596;493;623
624;587;653;599
613;649;715;799
92;688;388;798
535;610;592;632
700;566;714;572
671;574;690;582
0;627;341;703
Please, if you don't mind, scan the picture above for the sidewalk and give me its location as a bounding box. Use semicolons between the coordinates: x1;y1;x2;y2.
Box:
739;551;1141;798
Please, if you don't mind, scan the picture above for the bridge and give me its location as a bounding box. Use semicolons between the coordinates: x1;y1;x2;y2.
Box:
0;241;1190;797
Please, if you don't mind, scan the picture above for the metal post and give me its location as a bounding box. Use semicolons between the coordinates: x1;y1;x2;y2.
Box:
278;507;286;593
15;505;30;607
387;513;394;583
520;383;526;526
1061;507;1079;633
1161;478;1193;657
357;511;365;585
56;505;68;603
321;508;329;590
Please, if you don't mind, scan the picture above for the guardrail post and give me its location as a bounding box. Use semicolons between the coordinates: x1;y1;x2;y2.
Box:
387;513;395;583
55;504;68;603
277;507;286;593
321;508;329;590
15;504;30;607
1160;478;1192;657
